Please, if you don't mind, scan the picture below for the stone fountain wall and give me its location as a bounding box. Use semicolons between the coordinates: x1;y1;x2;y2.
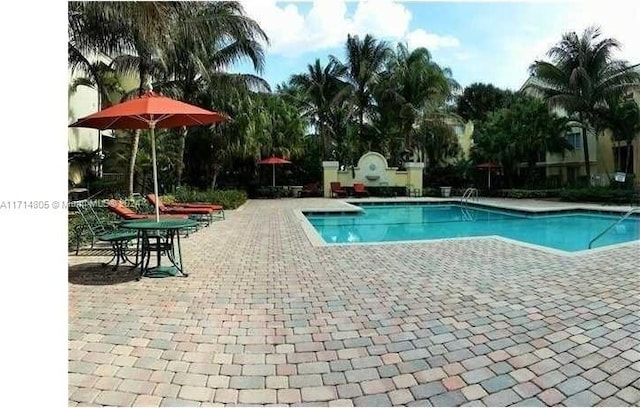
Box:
322;152;424;197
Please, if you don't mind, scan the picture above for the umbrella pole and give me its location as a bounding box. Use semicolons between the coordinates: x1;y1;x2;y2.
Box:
488;170;491;190
150;124;160;222
272;165;276;187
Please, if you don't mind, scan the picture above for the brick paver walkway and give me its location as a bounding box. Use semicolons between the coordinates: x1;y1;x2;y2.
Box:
69;198;640;406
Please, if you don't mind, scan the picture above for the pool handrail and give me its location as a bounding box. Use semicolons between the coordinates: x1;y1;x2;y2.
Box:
588;207;640;249
461;187;479;206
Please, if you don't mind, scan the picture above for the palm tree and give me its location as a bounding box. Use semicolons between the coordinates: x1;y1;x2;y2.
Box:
72;2;199;195
529;26;640;181
509;98;572;184
596;96;640;174
68;2;130;101
331;34;391;143
158;1;269;187
374;43;460;157
414;114;461;169
287;59;349;158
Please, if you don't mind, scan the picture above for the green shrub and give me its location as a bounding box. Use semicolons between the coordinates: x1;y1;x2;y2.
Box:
84;178;126;197
487;189;562;199
559;187;640;204
171;186;247;209
422;187;440;197
68;206;122;251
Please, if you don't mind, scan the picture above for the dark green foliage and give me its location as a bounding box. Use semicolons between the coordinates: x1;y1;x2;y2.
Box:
423;164;469;188
488;189;562;199
84;178;127;198
169;186;247;209
68;206;123;250
559;187;640;204
456;83;514;122
471;96;572;187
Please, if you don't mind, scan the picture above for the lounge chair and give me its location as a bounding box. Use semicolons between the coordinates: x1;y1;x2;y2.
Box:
147;194;225;220
330;182;347;198
147;194;224;224
72;200;138;269
107;199;188;221
107;199;202;237
353;183;370;197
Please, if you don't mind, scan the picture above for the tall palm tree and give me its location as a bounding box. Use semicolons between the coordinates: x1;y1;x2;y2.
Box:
68;2;130;101
287;59;349;157
529;26;640;181
375;43;459;155
72;2;194;195
331;34;391;142
158;1;269;186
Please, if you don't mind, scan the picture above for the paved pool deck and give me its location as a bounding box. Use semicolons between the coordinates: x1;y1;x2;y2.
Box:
69;198;640;406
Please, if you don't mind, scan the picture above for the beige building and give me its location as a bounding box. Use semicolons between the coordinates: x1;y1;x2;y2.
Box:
520;75;640;186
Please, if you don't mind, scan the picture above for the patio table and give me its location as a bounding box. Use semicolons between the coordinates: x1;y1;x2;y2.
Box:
122;219;198;279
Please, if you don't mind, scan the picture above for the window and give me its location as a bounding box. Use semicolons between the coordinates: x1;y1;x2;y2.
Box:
566;131;582;149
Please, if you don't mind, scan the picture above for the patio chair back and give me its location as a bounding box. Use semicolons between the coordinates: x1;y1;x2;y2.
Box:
72;199;116;254
74;200;110;235
353;183;366;192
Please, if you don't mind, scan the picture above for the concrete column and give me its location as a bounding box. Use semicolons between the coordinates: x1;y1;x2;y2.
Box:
405;162;425;195
322;161;340;198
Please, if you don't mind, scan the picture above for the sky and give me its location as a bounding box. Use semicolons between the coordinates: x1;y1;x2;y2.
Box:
234;0;640;91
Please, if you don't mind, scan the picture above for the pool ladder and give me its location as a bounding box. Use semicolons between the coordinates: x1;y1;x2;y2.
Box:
460;188;478;221
588;207;640;249
461;187;479;206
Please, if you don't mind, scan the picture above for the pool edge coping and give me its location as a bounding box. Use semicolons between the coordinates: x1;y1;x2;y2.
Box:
294;199;640;255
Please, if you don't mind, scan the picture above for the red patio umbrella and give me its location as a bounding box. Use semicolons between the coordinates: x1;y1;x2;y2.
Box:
69;91;229;221
258;156;291;187
477;162;501;189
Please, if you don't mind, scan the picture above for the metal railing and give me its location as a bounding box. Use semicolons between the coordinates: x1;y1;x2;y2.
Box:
461;187;479;206
588;207;640;249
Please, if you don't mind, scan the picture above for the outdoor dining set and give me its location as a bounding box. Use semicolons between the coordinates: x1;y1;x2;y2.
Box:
72;195;224;279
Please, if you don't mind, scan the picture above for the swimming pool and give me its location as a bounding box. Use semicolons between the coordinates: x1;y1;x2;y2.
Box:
304;204;640;252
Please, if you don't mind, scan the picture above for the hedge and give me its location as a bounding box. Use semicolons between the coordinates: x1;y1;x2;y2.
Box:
489;189;562;199
559;187;640;204
164;186;248;209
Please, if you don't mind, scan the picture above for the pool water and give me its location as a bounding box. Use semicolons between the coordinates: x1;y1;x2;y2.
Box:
305;204;640;252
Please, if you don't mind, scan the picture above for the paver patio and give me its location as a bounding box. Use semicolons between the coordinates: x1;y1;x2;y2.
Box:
69;198;640;406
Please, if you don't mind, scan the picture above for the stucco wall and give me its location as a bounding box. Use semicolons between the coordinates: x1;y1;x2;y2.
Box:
68;70;100;152
323;152;424;197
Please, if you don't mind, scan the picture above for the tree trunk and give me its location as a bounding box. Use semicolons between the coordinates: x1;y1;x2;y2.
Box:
128;130;141;195
625;140;633;174
211;163;222;191
176;126;188;187
128;59;150;196
528;160;537;186
359;108;364;142
579;113;591;183
211;171;218;191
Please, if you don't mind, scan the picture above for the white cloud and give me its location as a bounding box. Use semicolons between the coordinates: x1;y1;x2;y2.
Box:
565;2;640;63
351;0;412;39
239;0;459;57
406;29;460;51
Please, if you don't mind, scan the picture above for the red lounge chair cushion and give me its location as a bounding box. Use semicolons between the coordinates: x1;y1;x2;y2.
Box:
147;194;223;212
107;200;187;220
